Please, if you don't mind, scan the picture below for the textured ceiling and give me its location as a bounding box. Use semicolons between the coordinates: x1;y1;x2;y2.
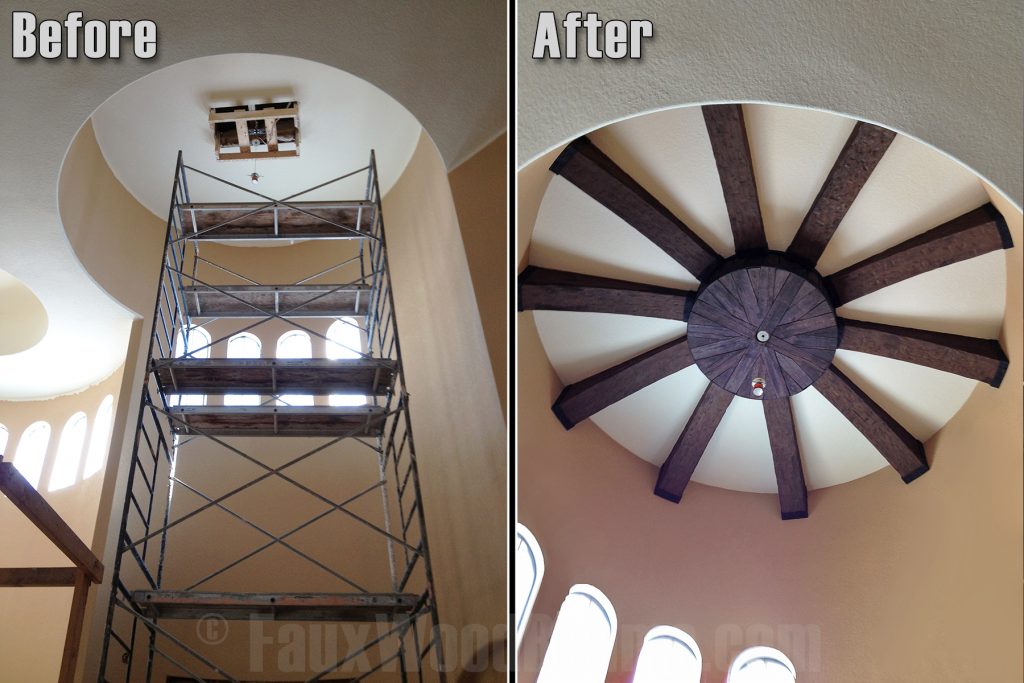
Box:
530;104;1006;492
517;0;1022;210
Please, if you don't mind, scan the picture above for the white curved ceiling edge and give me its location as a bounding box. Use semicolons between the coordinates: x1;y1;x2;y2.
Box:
0;4;504;400
530;104;1006;492
91;54;421;220
515;0;1023;210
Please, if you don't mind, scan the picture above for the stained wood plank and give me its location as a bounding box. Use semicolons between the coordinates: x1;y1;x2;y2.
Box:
181;201;375;240
762;398;808;520
58;571;90;683
183;284;371;318
517;266;695;319
551;136;722;281
553;336;695;429
827;204;1013;305
133;590;418;622
787;122;897;265
153;359;396;396
702;104;768;252
813;365;927;482
838;318;1008;386
655;382;734;502
0;464;103;584
0;567;79;587
168;406;388;438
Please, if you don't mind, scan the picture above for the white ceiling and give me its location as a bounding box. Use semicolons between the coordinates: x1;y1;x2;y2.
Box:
91;54;422;220
530;104;1007;493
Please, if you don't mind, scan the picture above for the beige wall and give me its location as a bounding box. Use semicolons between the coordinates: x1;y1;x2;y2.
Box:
0;368;125;682
516;158;1023;681
449;133;508;418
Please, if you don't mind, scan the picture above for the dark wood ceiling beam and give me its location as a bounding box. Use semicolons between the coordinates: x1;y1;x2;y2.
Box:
826;204;1013;305
551;136;722;281
838;318;1008;387
812;365;927;483
553;336;695;430
655;382;733;502
701;104;769;253
762;397;808;520
787;122;897;266
518;266;695;320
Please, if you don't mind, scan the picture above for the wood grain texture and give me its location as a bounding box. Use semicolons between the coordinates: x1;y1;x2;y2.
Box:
518;266;695;319
762;398;808;520
813;365;928;483
552;336;695;429
0;463;104;584
787;122;896;266
838;318;1008;386
551;136;722;281
58;570;90;683
826;203;1013;305
688;259;837;399
0;567;79;587
655;382;734;503
702;104;768;252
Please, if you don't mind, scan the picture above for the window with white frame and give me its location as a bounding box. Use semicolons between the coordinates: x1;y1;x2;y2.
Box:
536;584;617;683
49;412;88;491
727;646;797;683
13;421;51;489
172;326;212;407
84;395;114;478
277;331;314;406
326;318;366;407
515;523;545;651
633;626;703;683
224;332;262;406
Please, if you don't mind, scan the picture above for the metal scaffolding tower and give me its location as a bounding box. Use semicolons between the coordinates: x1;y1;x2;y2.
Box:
99;152;447;681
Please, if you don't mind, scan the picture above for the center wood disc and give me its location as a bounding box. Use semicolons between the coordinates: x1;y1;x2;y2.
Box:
686;254;838;399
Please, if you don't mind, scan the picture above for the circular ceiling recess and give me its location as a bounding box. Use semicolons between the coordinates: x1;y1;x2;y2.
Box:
524;103;1014;505
90;53;422;226
0;269;48;355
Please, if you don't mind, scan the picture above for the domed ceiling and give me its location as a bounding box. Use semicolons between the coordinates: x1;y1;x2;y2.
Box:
523;104;1012;514
91;53;422;221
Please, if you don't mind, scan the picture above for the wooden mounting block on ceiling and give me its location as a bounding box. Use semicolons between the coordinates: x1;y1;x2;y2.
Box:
519;103;1013;520
209;101;300;161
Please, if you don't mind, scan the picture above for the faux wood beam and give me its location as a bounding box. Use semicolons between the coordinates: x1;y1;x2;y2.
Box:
553;336;695;430
701;104;768;252
826;203;1012;305
0;567;79;587
551;136;722;281
838;318;1008;387
0;463;104;584
813;365;927;483
762;398;808;520
655;382;733;502
58;570;90;683
518;266;695;320
787;122;897;266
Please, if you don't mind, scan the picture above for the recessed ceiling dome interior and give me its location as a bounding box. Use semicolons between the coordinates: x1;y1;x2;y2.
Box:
90;53;422;221
0;269;48;355
524;103;1013;509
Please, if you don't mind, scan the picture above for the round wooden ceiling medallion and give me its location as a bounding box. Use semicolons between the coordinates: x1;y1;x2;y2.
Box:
687;253;838;400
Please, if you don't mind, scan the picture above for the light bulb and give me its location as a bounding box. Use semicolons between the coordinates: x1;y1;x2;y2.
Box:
250;172;261;185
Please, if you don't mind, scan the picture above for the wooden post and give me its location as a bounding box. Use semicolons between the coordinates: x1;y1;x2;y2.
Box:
57;570;90;683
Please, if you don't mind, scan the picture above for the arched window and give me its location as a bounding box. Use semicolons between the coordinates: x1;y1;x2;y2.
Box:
326;318;366;406
536;584;617;683
49;412;88;491
84;395;114;478
224;333;262;406
277;331;313;406
727;646;797;683
172;326;211;407
0;423;8;458
515;523;545;651
633;626;702;683
13;421;51;489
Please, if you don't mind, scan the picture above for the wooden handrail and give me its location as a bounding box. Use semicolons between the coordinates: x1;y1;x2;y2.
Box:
0;460;104;683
